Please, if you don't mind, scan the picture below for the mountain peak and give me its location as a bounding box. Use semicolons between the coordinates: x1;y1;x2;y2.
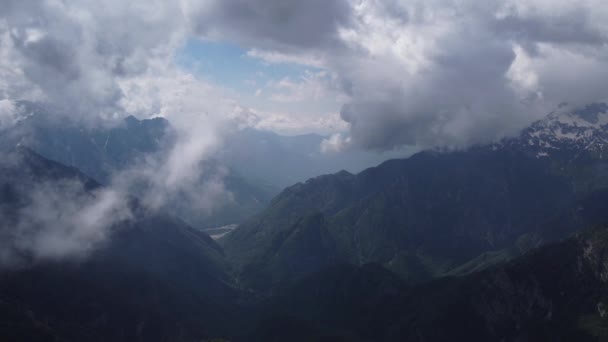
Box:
506;102;608;159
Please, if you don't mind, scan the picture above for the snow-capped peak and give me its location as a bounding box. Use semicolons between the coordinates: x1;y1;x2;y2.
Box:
509;103;608;159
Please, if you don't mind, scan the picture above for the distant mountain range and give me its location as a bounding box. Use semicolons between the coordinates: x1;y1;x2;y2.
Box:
219;128;412;189
1;101;403;228
0;101;275;228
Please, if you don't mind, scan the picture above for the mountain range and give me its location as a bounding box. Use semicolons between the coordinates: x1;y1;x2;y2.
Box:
219;128;412;189
2;103;608;341
1;101;401;229
221;103;608;292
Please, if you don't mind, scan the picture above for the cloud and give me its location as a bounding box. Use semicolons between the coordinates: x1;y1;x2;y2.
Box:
116;64;247;213
321;133;352;154
251;109;348;136
325;0;606;149
190;0;608;150
11;181;131;264
0;149;133;268
491;1;607;46
5;0;608;151
0;0;187;120
246;48;325;68
264;71;346;104
0;99;18;129
191;0;352;50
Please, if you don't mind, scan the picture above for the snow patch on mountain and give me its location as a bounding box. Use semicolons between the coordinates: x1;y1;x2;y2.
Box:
506;103;608;159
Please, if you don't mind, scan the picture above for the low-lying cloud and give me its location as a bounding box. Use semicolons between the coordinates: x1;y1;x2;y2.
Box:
0;149;132;268
11;181;131;264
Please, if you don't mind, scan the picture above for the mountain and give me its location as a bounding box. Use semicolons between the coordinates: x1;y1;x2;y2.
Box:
0;148;243;341
4;147;608;341
502;102;608;193
506;103;608;160
249;225;608;341
220;128;412;189
3;101;276;228
4;101;403;228
3;102;170;184
221;103;608;292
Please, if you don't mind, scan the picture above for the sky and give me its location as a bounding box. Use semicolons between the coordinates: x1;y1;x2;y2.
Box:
176;38;346;135
2;0;608;151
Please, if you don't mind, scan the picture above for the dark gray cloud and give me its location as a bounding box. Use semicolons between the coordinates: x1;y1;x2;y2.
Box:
492;3;606;48
337;1;608;149
193;0;352;50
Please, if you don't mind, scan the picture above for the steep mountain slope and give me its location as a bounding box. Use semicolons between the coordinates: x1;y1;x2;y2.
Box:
0;149;242;341
251;225;608;341
222;103;608;291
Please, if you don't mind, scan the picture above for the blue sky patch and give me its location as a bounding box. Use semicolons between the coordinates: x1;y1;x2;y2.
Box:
176;38;318;94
